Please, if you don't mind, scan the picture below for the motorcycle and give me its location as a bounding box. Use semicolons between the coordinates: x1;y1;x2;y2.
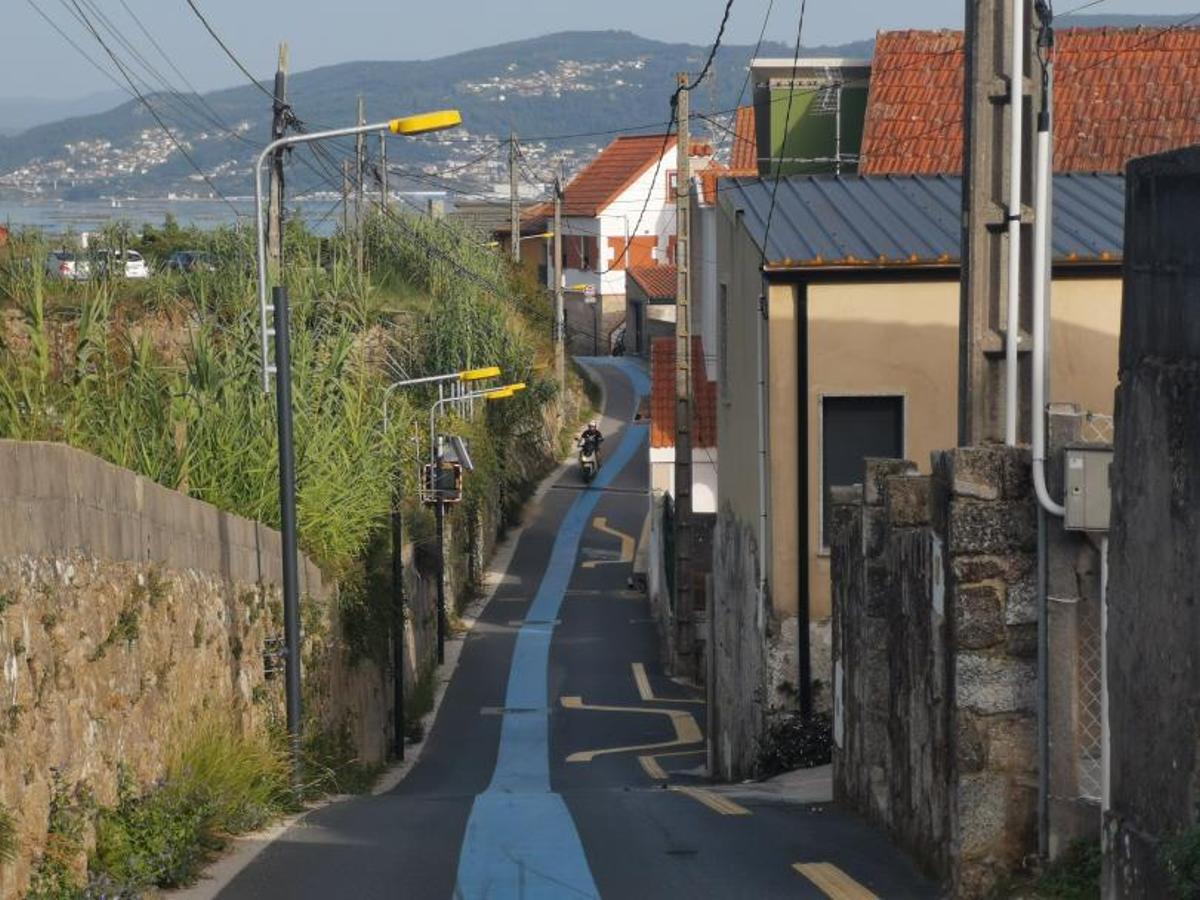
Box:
579;435;600;483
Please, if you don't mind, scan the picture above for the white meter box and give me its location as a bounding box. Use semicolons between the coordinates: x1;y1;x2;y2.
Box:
1064;446;1113;532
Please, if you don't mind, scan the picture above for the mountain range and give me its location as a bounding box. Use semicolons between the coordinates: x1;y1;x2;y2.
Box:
0;17;1188;200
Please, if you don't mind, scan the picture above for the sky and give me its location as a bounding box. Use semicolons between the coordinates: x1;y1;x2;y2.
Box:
5;0;1198;100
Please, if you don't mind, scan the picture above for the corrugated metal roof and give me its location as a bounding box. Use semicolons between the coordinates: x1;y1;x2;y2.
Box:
722;173;1125;269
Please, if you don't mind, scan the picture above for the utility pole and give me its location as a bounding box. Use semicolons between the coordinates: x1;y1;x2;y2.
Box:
959;0;1043;445
379;131;389;212
553;161;565;390
355;95;366;277
266;43;288;279
673;74;695;677
509;131;521;263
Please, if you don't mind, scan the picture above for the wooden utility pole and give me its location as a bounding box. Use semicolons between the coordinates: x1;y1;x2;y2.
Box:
959;0;1043;445
379;131;389;212
266;43;289;278
355;95;366;276
553;161;565;390
509;131;521;263
673;74;695;676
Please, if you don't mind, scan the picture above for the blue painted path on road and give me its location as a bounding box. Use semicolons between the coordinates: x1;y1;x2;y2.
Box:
454;359;647;899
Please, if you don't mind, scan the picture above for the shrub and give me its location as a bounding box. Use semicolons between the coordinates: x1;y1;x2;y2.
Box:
755;711;833;778
1163;823;1200;899
91;714;290;891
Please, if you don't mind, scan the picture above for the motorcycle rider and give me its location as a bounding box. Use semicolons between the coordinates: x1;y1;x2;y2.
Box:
579;420;604;461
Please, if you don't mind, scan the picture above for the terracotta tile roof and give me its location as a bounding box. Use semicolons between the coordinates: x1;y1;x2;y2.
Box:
628;265;677;300
731;105;758;172
563;136;714;217
860;27;1200;175
563;134;677;216
649;336;717;450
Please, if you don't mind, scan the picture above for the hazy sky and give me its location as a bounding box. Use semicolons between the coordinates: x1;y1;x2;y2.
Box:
6;0;1198;100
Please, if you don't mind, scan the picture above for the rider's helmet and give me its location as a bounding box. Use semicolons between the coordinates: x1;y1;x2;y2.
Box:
588;421;598;430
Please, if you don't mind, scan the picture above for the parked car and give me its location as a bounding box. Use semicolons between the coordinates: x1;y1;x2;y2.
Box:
44;250;91;281
93;249;150;279
165;250;216;274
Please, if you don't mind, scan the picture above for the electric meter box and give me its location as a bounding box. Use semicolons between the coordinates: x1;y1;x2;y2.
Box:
1063;445;1113;532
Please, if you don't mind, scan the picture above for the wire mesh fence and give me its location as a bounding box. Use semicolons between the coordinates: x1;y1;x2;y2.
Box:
1078;412;1114;446
1075;592;1105;801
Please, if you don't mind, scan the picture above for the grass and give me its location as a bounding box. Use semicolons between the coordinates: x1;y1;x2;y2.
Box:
90;713;291;893
990;840;1101;900
0;803;15;864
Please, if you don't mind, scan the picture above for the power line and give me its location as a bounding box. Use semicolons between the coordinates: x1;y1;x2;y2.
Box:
64;0;240;214
182;0;276;100
760;0;808;266
24;0;132;99
718;0;775;159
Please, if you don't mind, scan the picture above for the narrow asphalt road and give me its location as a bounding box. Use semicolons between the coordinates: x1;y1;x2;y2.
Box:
217;358;939;899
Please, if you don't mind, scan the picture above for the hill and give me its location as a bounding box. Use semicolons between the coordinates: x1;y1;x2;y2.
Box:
0;18;1185;199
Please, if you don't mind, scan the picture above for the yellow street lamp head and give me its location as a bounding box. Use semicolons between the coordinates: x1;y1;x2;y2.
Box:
459;365;501;382
389;110;462;136
484;382;527;402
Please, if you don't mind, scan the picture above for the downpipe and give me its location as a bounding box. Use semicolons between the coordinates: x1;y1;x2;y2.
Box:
756;292;769;630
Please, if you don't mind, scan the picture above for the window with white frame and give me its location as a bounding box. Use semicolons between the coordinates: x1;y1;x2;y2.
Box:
820;395;904;548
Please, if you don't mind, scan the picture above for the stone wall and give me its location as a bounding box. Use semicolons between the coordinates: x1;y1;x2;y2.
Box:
1103;145;1200;899
710;506;767;780
0;441;426;900
830;449;1039;896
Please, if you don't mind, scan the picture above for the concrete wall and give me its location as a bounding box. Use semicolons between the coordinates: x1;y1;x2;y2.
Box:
1103;145;1200;899
830;449;1039;897
0;441;410;900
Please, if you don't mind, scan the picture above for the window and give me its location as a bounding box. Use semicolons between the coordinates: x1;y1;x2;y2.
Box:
821;395;904;547
667;171;678;200
718;284;729;403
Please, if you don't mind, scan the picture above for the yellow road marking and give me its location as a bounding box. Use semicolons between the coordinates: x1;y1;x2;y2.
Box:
581;516;635;568
668;785;751;816
793;863;879;900
638;755;667;780
559;695;702;762
637;748;707;781
632;663;705;705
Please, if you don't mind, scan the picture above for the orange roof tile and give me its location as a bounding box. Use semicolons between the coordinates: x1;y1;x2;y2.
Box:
628;265;677;300
563;134;677;217
860;26;1200;175
563;136;714;217
731;105;758;172
649;336;717;450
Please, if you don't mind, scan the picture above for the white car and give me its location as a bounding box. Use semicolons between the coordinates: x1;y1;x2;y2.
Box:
92;249;150;279
44;250;91;281
117;250;150;279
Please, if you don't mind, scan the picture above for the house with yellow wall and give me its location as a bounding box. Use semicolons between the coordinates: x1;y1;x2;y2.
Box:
708;172;1125;779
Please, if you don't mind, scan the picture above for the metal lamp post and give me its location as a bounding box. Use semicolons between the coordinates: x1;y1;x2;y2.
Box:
380;364;500;758
252;108;462;781
427;382;527;662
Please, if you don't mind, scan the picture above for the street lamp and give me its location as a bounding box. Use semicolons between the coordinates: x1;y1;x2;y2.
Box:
380;363;500;758
252;108;462;780
427;381;526;661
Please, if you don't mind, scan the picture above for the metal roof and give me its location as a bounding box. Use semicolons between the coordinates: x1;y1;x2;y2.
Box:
722;173;1126;270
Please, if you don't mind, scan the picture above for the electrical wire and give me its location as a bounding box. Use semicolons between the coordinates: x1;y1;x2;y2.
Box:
24;0;132;99
760;0;808;266
182;0;275;100
64;0;241;214
717;0;774;159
